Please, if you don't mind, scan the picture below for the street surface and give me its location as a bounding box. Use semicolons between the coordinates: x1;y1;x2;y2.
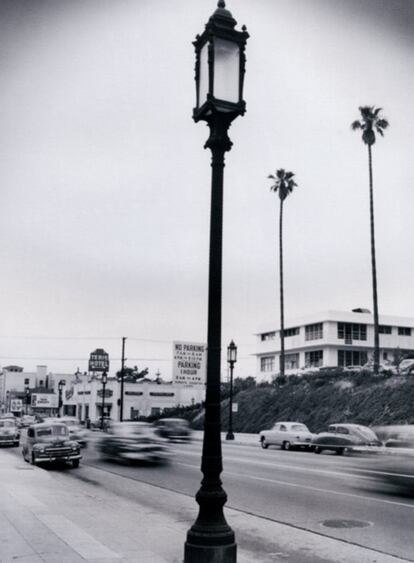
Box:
6;435;414;562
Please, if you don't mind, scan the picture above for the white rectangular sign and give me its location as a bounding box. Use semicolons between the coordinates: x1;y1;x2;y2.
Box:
10;399;23;412
31;393;58;408
232;402;238;413
173;341;207;385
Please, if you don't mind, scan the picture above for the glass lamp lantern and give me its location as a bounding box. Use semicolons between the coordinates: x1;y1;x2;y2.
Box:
102;371;108;385
193;1;248;122
227;340;237;364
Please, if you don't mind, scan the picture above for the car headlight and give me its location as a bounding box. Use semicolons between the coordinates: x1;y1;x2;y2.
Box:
71;446;79;451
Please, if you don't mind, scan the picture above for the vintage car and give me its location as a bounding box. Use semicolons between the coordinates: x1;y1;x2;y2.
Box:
22;422;82;467
59;417;88;447
0;418;20;447
365;450;414;495
259;421;314;450
153;418;192;442
312;423;382;455
98;422;170;464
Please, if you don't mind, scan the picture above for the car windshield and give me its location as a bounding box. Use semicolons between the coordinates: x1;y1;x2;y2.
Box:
36;425;68;438
0;420;15;428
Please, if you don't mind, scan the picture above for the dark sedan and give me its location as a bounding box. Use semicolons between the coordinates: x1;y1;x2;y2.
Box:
97;422;170;464
153;418;192;442
22;422;82;467
312;423;382;455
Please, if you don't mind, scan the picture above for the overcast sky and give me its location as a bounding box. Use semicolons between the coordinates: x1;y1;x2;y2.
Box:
1;0;413;380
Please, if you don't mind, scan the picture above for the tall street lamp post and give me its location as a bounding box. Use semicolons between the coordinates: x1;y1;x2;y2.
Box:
58;380;65;418
101;371;108;431
25;385;30;415
226;340;237;441
120;337;127;422
184;3;248;563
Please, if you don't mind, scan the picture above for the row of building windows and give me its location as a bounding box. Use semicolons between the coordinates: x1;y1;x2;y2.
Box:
261;323;413;342
338;350;368;367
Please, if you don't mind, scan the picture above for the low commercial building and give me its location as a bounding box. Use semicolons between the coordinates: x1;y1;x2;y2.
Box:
68;377;205;423
255;309;414;379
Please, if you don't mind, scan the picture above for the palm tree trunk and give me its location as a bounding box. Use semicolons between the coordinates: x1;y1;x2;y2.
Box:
368;144;380;375
279;198;285;377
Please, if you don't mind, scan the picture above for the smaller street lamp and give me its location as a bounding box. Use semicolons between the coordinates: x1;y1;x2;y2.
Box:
58;380;66;418
25;385;30;415
226;340;237;440
101;371;108;431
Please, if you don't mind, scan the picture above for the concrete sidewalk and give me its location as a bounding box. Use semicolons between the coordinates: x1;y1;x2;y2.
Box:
0;449;409;563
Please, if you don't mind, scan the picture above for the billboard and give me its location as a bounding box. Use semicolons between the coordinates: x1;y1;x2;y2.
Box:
31;394;58;408
88;348;110;373
173;341;206;385
10;399;23;413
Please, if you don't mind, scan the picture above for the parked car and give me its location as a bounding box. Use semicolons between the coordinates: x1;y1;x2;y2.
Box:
361;361;396;374
399;359;414;375
153;418;192;442
0;418;20;447
312;423;382;455
59;417;88;447
259;422;314;450
97;422;170;464
90;417;112;431
22;422;82;467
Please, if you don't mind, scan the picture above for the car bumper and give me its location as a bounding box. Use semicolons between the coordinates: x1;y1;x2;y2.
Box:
34;454;82;464
0;438;18;445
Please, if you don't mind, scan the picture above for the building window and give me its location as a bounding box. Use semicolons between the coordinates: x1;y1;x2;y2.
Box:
305;323;323;341
283;327;299;337
261;331;276;341
24;378;30;385
338;350;368;367
379;325;392;334
260;356;275;372
398;327;411;336
284;353;299;370
305;350;323;367
337;323;367;341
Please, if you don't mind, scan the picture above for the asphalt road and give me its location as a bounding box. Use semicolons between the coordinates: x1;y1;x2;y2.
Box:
71;435;414;562
8;434;414;561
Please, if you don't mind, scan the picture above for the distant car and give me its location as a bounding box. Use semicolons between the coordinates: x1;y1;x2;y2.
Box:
90;417;112;431
0;418;20;447
259;422;315;450
59;417;88;447
98;422;170;464
22;422;82;467
18;415;37;428
153;418;192;442
361;362;396;374
399;359;414;375
343;365;363;373
312;423;382;455
366;451;414;495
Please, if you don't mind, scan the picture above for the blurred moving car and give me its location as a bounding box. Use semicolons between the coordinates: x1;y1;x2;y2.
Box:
365;450;414;495
312;423;382;455
18;415;37;428
22;422;82;467
375;425;414;449
153;418;192;442
0;418;20;447
259;422;314;450
98;422;170;464
59;417;88;447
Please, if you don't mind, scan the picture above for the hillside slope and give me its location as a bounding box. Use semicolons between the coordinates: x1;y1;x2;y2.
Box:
189;372;414;433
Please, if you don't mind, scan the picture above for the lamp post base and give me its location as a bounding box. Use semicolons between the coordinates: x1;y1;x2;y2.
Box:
184;541;236;563
225;432;235;440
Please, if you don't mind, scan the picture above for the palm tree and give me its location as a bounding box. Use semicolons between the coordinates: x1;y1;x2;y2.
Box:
351;106;389;376
268;169;297;378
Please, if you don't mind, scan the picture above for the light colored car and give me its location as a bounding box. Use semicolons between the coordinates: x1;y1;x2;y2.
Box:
259;422;314;450
60;417;88;447
22;422;82;467
0;418;20;447
399;359;414;375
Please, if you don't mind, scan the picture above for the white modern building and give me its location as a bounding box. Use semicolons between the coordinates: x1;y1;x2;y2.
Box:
255;309;414;379
67;376;205;422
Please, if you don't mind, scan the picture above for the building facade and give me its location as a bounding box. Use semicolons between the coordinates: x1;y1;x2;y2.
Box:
256;310;414;379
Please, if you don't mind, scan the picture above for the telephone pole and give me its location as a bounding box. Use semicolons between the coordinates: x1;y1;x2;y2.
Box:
119;336;127;421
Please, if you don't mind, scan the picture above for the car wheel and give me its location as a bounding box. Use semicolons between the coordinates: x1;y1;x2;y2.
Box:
282;441;291;451
261;437;269;449
72;459;80;468
314;446;322;454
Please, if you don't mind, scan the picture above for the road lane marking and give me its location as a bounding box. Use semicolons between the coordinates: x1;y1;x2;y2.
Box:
174;461;414;510
173;447;414;482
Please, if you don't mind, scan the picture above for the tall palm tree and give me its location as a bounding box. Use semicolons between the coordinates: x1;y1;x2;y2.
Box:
268;169;297;378
351;106;389;376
